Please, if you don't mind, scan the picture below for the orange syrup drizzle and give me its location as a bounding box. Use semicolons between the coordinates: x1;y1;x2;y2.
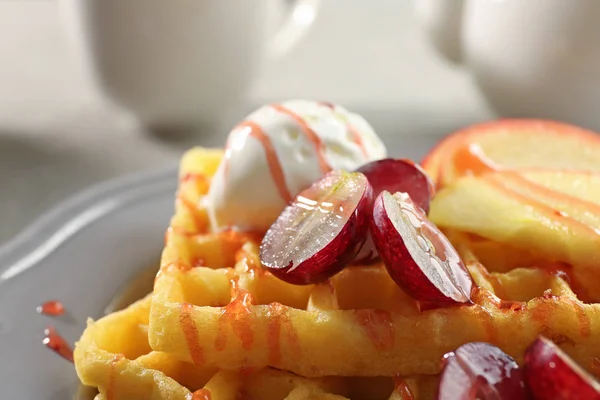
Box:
266;302;300;366
271;104;331;173
225;121;292;203
355;309;395;351
106;353;125;400
215;272;255;352
179;303;205;365
393;375;415;400
187;388;212;400
37;300;65;316
176;172;210;234
42;326;73;362
452;142;499;177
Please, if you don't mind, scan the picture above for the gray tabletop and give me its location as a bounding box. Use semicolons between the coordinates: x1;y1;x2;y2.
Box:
0;0;491;245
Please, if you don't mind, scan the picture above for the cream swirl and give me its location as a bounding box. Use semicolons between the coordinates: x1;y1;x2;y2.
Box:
207;100;387;232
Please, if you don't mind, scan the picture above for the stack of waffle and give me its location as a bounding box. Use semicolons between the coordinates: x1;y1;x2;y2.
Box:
74;148;600;400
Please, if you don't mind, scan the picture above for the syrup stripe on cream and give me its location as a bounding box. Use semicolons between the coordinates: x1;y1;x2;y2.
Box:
222;134;235;179
227;121;293;203
346;123;370;158
270;104;332;173
318;101;370;158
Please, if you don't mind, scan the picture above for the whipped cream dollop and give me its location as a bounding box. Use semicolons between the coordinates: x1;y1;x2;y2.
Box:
207;100;387;232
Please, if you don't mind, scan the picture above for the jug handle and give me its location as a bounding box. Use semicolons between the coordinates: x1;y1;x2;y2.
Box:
267;0;321;60
415;0;464;64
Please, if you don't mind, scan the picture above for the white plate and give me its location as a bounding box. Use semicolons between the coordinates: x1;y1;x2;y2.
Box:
0;165;178;399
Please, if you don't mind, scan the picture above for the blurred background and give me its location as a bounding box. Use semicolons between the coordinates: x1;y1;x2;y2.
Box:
4;0;591;244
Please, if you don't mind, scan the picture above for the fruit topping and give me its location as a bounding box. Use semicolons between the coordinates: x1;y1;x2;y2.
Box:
207;100;386;233
371;190;473;306
354;158;434;264
260;170;373;284
524;336;600;400
437;342;528;400
428;171;600;303
357;158;434;212
421;119;600;188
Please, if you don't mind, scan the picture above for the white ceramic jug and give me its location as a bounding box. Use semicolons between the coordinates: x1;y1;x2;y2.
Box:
60;0;320;132
416;0;600;130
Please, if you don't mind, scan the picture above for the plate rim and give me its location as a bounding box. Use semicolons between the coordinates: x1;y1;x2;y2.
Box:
0;163;178;280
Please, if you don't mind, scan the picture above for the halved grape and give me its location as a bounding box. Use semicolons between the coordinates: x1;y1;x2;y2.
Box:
524;336;600;400
354;159;434;264
437;342;529;400
371;190;473;306
358;158;433;211
260;170;372;284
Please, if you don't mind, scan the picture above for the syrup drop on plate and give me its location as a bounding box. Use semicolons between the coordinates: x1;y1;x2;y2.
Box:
43;326;73;362
37;300;65;316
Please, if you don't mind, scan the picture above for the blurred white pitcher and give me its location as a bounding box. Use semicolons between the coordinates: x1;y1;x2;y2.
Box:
60;0;319;131
416;0;600;130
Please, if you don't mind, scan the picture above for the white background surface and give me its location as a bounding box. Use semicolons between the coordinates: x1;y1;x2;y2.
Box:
0;0;491;244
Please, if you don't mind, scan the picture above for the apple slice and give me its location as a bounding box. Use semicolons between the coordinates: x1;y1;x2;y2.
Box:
421;119;600;188
370;190;474;306
437;342;529;400
524;337;600;400
520;169;600;205
354;159;434;264
260;170;372;285
429;173;600;302
484;171;600;232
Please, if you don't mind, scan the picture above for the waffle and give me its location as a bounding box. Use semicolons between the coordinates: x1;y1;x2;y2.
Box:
74;290;431;399
74;149;432;399
75;295;212;399
149;148;600;378
76;146;600;399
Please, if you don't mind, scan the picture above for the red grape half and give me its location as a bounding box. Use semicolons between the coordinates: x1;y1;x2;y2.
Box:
354;159;434;264
437;342;529;400
370;190;473;305
524;336;600;400
260;170;372;285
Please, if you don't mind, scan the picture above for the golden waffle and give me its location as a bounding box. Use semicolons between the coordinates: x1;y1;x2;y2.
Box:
76;146;600;399
148;147;600;384
74;290;431;399
74;295;214;399
428;171;600;303
74;148;432;398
